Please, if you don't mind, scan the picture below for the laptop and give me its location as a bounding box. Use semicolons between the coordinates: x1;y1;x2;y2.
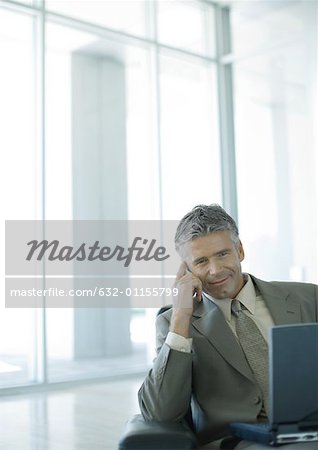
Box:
230;323;318;446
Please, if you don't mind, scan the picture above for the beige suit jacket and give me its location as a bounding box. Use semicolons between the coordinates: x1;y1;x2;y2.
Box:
138;275;318;445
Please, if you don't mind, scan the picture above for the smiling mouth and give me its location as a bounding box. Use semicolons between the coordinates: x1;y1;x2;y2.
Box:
210;277;228;286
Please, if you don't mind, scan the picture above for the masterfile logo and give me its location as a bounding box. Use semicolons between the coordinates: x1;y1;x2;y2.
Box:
25;237;170;267
5;220;179;276
5;220;181;308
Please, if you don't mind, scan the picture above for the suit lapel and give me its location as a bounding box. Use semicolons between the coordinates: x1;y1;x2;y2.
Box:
251;276;302;325
192;297;255;382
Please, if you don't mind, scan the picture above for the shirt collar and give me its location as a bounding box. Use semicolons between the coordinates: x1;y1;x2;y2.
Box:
204;273;257;322
236;274;257;314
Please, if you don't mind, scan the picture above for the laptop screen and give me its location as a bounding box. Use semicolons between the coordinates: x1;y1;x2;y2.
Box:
269;323;318;426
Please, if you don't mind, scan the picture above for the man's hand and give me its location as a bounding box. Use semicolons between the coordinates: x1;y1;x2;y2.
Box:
170;262;202;338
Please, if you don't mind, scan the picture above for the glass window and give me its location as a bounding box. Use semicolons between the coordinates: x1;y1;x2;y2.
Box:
46;0;147;37
157;0;216;57
0;0;222;388
45;22;157;381
126;47;160;220
159;53;222;219
0;9;40;387
232;0;318;282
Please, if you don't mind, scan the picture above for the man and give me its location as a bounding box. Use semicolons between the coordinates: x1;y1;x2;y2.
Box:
138;204;318;449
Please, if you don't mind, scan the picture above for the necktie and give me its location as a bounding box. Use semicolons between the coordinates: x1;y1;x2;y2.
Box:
231;299;269;415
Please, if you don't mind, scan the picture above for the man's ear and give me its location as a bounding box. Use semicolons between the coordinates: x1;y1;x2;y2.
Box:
238;240;245;262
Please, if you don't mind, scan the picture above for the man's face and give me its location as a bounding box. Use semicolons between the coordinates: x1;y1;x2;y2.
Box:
184;230;245;300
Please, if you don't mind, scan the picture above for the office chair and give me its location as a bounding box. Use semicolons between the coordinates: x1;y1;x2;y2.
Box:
118;413;198;449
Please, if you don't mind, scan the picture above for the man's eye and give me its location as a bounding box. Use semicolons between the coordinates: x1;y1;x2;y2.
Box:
195;259;207;265
219;252;229;257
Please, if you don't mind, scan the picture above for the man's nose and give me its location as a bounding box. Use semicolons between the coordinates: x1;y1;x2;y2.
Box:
207;260;221;275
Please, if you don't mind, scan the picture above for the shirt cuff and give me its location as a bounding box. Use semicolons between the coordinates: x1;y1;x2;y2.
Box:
166;331;192;353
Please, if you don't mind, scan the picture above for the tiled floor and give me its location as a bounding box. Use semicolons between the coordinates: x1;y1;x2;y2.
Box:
0;376;144;450
0;344;149;387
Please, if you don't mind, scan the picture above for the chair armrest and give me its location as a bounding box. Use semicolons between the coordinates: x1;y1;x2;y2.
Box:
119;414;199;450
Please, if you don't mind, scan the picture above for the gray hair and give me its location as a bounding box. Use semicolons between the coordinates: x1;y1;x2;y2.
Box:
175;204;239;255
